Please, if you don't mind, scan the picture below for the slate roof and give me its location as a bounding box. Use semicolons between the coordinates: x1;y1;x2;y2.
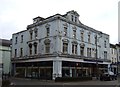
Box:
0;39;12;47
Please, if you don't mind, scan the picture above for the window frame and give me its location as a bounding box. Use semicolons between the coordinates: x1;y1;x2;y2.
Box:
63;43;68;54
72;44;77;54
87;48;91;57
15;37;17;44
64;27;67;36
21;35;23;43
104;51;107;59
20;48;23;57
46;27;50;37
45;43;50;53
73;30;76;39
88;34;91;43
15;49;17;57
81;32;84;42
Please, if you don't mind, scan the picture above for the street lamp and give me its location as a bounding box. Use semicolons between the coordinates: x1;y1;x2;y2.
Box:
95;32;102;79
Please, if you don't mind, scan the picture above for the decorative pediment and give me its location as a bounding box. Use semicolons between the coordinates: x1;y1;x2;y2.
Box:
34;27;38;32
72;26;77;30
44;39;51;44
29;43;32;47
80;29;84;33
34;42;37;46
67;10;79;17
29;29;33;33
63;23;68;27
62;39;69;43
80;43;85;47
72;40;78;44
45;23;50;28
87;31;91;35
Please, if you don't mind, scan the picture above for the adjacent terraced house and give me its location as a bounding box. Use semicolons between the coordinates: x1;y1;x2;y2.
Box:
0;39;11;76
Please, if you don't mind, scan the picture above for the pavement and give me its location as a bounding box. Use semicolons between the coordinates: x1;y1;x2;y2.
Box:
9;77;120;86
0;78;2;87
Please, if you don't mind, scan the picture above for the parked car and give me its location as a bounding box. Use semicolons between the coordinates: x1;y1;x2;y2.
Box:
100;71;117;81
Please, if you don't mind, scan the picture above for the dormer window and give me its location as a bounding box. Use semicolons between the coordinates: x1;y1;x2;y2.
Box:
33;16;45;23
66;10;79;23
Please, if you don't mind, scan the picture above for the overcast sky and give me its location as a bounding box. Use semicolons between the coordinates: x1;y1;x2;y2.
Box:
0;0;119;44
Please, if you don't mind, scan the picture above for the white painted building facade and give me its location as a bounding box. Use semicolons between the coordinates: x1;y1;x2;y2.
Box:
116;43;120;76
11;10;111;80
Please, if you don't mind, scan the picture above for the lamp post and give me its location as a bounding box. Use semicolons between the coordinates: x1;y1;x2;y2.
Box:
95;32;102;80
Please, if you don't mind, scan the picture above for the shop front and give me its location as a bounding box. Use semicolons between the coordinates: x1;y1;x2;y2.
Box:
13;60;109;80
62;61;108;78
15;61;53;80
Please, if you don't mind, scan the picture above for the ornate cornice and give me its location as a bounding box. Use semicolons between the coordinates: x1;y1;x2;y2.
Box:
72;40;78;44
80;43;85;47
62;39;69;43
45;23;50;28
44;39;51;44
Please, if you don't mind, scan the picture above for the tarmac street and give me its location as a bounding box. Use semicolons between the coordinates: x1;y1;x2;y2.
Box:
9;77;120;87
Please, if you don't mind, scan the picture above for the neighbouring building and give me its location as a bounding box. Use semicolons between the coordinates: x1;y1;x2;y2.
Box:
110;44;117;74
116;43;120;77
0;39;12;76
11;10;111;80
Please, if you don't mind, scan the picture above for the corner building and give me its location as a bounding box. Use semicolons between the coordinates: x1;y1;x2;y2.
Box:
11;10;111;80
